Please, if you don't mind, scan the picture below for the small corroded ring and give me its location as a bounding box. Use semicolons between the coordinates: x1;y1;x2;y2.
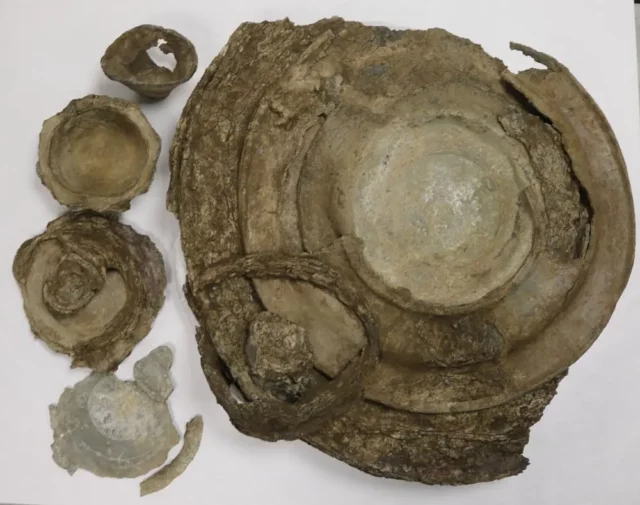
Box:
191;254;380;441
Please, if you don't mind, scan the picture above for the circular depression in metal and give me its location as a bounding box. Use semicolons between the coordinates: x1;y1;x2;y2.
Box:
48;109;148;197
338;119;533;310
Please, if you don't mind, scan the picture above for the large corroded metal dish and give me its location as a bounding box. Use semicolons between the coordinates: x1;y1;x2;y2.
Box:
168;18;635;484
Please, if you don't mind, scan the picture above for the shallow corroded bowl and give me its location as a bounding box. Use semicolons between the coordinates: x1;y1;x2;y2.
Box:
101;24;198;100
37;94;161;212
13;212;166;371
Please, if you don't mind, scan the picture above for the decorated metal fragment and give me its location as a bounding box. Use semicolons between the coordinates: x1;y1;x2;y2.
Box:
49;346;179;478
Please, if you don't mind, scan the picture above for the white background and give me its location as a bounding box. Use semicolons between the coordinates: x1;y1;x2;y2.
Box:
1;1;639;504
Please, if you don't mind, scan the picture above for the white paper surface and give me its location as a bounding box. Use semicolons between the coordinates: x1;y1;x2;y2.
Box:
1;1;639;504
